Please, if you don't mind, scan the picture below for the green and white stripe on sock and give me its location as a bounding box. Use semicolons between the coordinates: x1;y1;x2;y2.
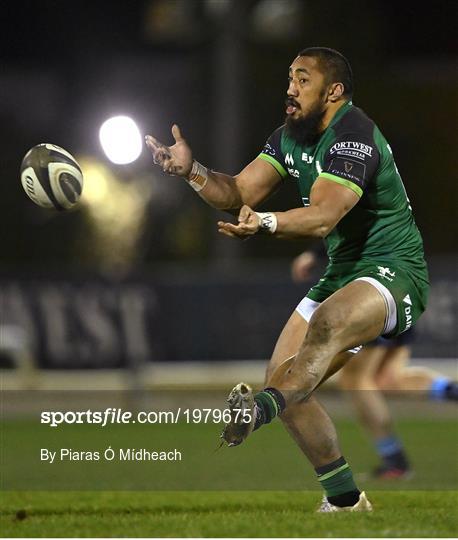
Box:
315;456;358;498
253;387;286;430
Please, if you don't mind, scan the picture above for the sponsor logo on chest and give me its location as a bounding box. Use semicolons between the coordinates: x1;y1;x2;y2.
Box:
330;141;373;160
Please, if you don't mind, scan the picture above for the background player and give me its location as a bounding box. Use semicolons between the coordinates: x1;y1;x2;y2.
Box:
146;47;430;512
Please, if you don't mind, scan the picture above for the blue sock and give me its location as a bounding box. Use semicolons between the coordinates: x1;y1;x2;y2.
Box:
375;435;403;458
430;377;450;400
375;436;409;469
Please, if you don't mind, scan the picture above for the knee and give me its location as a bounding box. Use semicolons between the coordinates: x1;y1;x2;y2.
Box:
278;357;322;395
307;308;346;347
301;359;323;389
267;365;317;401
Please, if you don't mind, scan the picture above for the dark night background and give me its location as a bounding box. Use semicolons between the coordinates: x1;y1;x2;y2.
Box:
1;0;456;267
0;1;456;365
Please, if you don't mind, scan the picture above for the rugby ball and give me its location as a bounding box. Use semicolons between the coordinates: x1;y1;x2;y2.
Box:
20;143;83;210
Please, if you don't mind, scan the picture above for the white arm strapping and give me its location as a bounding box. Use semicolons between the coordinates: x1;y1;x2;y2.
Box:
186;160;208;192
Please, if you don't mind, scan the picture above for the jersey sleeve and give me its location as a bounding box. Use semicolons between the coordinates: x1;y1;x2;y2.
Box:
258;126;288;179
320;134;380;197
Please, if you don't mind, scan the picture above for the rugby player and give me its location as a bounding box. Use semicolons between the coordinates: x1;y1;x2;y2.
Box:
146;47;430;512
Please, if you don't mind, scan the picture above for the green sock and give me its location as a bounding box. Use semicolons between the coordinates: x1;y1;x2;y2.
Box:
316;456;359;498
253;388;286;430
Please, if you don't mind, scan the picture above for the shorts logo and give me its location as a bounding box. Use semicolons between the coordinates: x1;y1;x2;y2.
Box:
376;266;396;282
403;293;413;330
403;294;412;305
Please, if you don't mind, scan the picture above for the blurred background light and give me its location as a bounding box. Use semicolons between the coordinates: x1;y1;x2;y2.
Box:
251;0;305;41
78;156;154;274
99;115;142;165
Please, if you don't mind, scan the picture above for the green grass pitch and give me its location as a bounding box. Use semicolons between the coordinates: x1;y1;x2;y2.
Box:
1;418;457;537
1;491;457;537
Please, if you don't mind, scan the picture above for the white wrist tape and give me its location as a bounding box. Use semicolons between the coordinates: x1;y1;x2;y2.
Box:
256;212;278;234
187;160;208;192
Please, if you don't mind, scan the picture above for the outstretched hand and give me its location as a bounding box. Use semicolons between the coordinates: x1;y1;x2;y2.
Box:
145;124;193;177
217;205;261;239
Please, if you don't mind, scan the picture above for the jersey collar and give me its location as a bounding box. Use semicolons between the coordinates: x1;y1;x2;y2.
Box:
328;100;353;129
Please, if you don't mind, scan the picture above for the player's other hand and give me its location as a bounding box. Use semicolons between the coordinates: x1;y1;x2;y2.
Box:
145;124;193;177
217;205;260;239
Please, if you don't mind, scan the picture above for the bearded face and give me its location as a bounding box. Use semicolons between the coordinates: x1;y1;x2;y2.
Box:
284;87;327;147
284;55;332;146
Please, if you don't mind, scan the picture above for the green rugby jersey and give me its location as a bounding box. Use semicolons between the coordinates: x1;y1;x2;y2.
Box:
259;101;426;270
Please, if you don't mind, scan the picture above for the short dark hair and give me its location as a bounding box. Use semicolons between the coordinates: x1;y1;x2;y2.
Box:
298;47;353;98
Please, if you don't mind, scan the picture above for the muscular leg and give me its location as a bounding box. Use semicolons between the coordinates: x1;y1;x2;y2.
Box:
225;281;386;506
256;286;380;507
267;280;386;403
265;310;352;466
232;280;385;508
262;281;386;467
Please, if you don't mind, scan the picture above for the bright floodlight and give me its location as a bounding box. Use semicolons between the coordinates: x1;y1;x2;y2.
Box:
99;116;142;164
